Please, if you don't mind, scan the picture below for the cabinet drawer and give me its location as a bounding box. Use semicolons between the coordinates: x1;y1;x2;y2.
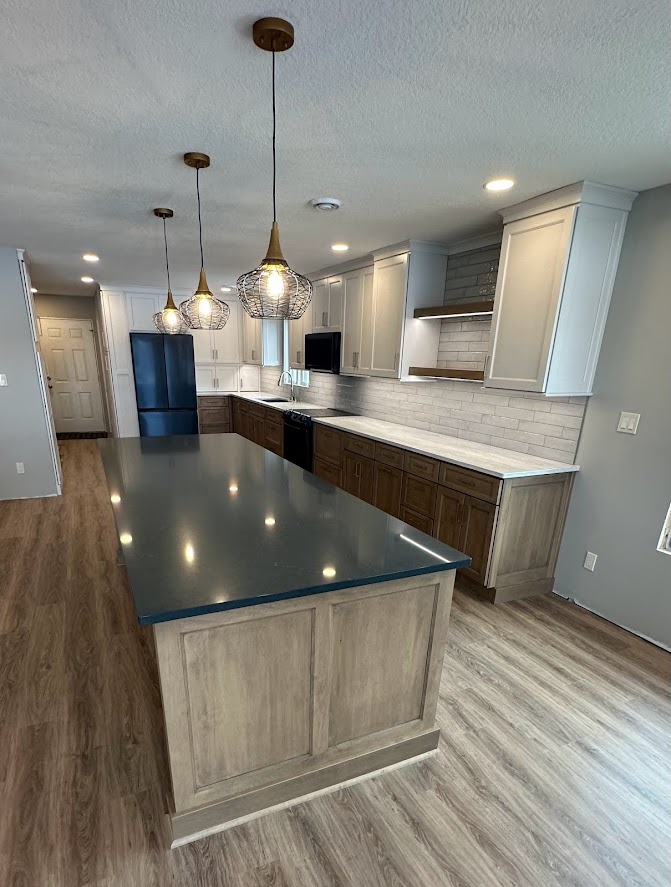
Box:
314;456;342;487
199;423;231;435
401;474;437;518
265;438;283;457
246;402;265;419
375;442;404;469
404;451;440;483
344;433;376;460
198;396;230;410
400;506;434;536
439;463;501;504
314;425;344;466
199;408;229;427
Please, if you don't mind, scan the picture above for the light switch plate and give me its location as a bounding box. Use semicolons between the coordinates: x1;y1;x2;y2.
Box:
0;373;7;386
583;551;598;571
617;411;640;434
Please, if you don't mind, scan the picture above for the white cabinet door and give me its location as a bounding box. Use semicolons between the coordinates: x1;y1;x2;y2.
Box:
240;365;260;391
485;206;576;392
242;310;262;364
212;300;240;363
126;293;161;331
191;330;215;364
289;306;313;369
370;254;407;378
214;365;239;391
312;279;329;331
358;267;375;375
195;364;217;393
326;276;343;329
341;270;364;375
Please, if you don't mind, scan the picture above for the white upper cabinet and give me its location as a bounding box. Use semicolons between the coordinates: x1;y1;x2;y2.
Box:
242;311;282;367
126;292;162;331
485;181;636;395
242;310;262;364
341;266;374;375
312;276;343;331
370;254;408;378
289;306;313;370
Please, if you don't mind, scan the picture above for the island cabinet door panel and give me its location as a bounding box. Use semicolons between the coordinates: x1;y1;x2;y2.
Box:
328;584;436;746
373;463;403;518
458;496;498;585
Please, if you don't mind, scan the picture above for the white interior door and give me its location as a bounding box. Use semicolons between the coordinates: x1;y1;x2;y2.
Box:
39;317;106;433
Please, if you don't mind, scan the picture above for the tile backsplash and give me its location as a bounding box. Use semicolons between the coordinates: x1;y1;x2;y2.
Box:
261;241;587;465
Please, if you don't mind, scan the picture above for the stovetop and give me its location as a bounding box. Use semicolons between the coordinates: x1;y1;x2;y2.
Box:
284;407;354;424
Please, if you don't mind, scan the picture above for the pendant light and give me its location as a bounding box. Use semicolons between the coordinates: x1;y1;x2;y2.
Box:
152;208;188;334
179;152;230;330
236;18;312;320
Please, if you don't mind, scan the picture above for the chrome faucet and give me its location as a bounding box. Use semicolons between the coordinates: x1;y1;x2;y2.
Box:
278;370;296;401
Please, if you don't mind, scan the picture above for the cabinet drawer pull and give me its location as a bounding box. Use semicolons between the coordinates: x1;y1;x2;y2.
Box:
394;352;399;371
322;311;328;327
215;349;218;360
298;350;301;363
252;349;256;360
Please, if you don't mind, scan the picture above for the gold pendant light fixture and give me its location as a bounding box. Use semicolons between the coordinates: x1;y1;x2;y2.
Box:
152;208;188;334
236;18;313;320
179;152;230;330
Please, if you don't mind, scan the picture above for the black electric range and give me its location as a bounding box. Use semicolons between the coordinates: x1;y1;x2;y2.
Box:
283;407;353;471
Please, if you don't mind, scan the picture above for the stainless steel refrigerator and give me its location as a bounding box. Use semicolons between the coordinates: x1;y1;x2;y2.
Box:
130;333;198;436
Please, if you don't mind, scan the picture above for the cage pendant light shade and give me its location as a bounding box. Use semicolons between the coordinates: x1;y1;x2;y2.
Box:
237;222;312;319
180;267;231;330
178;153;230;330
153;208;189;334
237;19;313;320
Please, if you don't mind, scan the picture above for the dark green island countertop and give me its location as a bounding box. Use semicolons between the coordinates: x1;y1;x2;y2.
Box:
99;434;470;625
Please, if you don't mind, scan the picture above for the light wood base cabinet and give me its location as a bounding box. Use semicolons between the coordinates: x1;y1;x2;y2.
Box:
313;423;575;604
154;571;455;845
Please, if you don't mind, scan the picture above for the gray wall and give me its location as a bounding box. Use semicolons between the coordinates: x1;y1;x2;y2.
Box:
555;184;671;649
34;293;96;320
0;248;59;500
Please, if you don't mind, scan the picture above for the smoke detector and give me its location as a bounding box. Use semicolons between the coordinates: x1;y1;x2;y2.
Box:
310;197;342;211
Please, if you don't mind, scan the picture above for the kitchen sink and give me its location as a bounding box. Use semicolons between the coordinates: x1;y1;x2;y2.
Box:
261;397;289;403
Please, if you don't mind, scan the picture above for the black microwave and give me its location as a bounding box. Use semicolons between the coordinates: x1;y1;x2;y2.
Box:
305;331;341;374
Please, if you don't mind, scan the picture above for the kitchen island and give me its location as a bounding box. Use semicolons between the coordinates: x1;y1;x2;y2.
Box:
99;434;469;847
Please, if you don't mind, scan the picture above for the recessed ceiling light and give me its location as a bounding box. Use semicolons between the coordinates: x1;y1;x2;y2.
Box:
31;287;37;293
220;286;232;292
331;243;349;252
484;178;515;192
81;276;95;283
310;197;342;211
82;253;99;263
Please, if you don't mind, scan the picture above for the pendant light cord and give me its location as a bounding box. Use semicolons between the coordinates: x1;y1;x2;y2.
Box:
272;49;277;224
162;217;172;291
196;166;205;267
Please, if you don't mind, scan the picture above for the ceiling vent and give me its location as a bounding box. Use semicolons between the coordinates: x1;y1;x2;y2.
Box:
310;197;342;211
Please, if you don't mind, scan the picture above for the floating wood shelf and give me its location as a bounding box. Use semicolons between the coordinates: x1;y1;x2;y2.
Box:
409;367;485;382
413;299;494;320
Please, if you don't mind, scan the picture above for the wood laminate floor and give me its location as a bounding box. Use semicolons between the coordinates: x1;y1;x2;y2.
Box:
0;440;669;886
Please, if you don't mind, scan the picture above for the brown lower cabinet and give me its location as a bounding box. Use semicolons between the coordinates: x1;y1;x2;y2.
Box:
400;506;434;535
314;456;342;486
373;463;403;518
342;451;374;504
435;486;496;584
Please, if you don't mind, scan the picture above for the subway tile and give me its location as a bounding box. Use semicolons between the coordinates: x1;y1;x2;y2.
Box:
527;444;575;463
549;401;586;417
494;405;536;422
533;411;582;429
446;275;478;290
489;435;530;453
472;391;511;407
504;428;546;445
561;426;580;441
509;396;552;412
518;420;568;437
542;435;576;453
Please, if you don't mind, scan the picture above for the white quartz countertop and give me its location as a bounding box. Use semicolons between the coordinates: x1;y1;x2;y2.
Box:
313;415;579;479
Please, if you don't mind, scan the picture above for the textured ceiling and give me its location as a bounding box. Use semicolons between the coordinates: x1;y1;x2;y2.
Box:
1;0;669;295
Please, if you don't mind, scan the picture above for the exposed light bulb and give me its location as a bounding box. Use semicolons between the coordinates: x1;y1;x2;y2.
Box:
110;493;121;504
198;296;212;318
229;483;238;493
322;566;336;578
81;276;95;283
31;287;38;293
82;253;100;263
163;308;181;329
184;543;195;563
265;516;276;526
267;269;284;299
119;532;133;545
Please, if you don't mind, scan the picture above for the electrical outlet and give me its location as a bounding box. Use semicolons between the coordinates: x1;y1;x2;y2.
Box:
16;462;25;474
0;373;7;386
617;411;640;434
583;551;597;571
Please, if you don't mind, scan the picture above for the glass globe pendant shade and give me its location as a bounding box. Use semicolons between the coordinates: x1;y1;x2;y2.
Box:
179;268;230;330
153;290;189;334
237;222;312;319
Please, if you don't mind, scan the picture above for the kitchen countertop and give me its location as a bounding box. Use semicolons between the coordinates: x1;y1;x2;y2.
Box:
99;434;470;625
233;392;323;411
313;415;579;478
